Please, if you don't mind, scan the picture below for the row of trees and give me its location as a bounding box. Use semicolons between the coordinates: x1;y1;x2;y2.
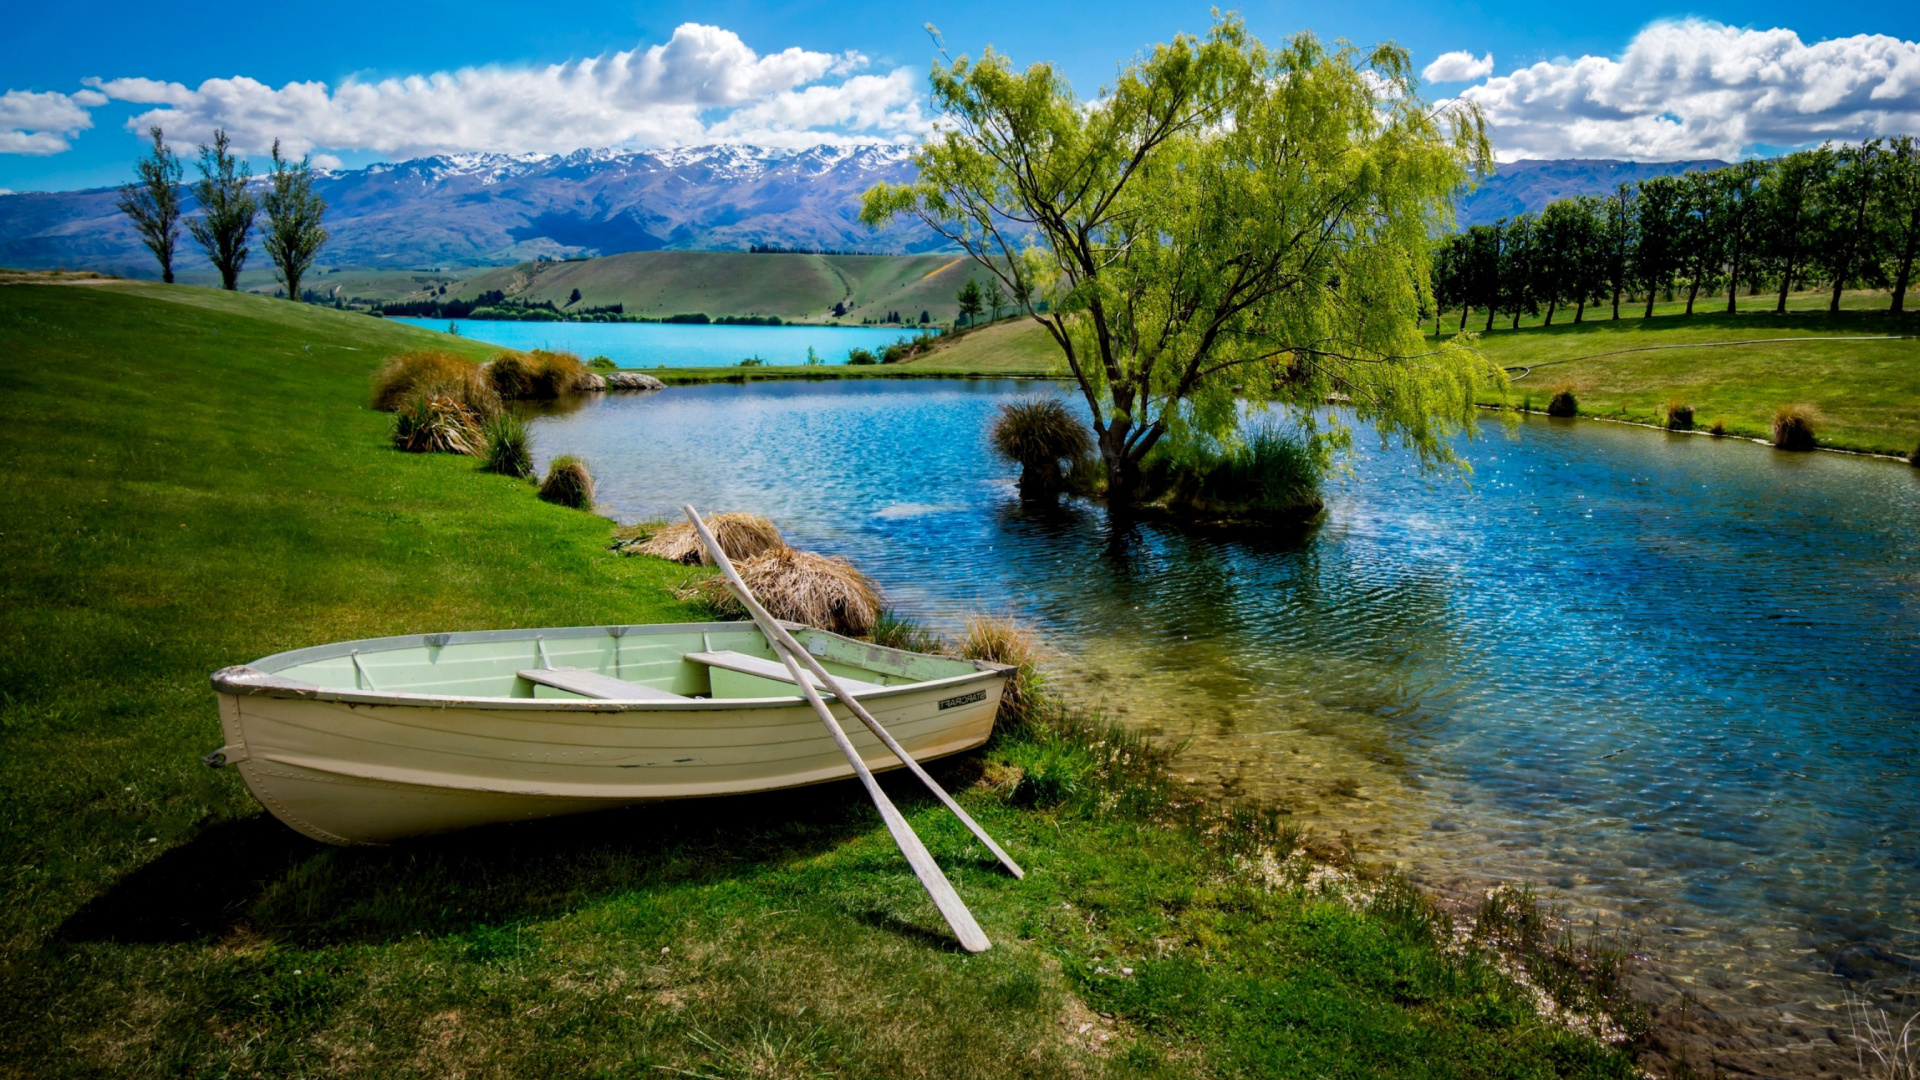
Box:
956;276;1031;326
117;126;330;298
1434;137;1920;331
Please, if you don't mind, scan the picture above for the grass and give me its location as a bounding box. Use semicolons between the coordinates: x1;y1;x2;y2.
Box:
538;454;596;509
1159;428;1325;522
679;546;883;636
628;513;785;566
1467;291;1920;455
481;410;536;479
0;277;1642;1078
991;397;1094;497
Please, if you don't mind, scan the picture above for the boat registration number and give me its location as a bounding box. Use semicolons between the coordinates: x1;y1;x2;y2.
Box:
938;690;988;710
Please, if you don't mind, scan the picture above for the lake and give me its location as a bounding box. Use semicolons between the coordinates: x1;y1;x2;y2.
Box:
531;379;1920;1069
388;317;931;367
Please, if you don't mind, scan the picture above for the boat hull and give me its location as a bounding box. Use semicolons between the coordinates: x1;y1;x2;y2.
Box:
212;628;1006;844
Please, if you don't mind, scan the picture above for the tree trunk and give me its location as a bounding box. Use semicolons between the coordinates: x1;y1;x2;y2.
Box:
1458;305;1469;332
1574;298;1585;324
1829;277;1844;314
1685;276;1699;315
1775;263;1793;314
1509;307;1520;330
1644;287;1656;318
1894;202;1920;315
1484;305;1496;332
1543;299;1556;327
1611;284;1621;320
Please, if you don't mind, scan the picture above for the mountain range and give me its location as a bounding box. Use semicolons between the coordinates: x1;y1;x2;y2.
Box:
0;145;1729;277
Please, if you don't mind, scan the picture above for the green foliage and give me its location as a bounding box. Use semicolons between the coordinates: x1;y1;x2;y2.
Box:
864;17;1500;505
1163;426;1325;520
845;347;877;365
955;278;983;325
261;139;329;303
864;609;947;654
480;411;534;479
114;126;183;284
538;454;594;508
185;129;257;291
586;355;618;372
737;356;766;367
1547;389;1579;417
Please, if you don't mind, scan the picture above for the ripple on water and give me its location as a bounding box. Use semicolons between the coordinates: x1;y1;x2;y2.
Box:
532;380;1920;1067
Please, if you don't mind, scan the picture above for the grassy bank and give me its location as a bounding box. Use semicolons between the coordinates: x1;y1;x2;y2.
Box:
1;279;1638;1078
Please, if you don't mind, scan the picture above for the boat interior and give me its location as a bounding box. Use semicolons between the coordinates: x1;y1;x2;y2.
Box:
247;622;989;703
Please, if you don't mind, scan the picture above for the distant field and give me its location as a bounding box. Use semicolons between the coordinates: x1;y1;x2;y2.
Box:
1468;292;1920;456
442;251;990;325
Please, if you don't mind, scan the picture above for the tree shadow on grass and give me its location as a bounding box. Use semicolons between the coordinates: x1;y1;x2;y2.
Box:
56;766;991;950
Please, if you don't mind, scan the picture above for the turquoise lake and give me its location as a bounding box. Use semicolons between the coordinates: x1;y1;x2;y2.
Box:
389;317;932;367
531;379;1920;1068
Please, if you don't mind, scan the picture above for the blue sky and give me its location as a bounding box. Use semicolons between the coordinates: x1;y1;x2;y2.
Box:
3;0;1917;191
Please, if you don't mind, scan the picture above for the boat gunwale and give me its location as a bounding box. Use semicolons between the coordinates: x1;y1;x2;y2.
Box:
210;620;1012;712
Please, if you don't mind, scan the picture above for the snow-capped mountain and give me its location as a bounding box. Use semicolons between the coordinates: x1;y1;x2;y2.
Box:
0;144;939;274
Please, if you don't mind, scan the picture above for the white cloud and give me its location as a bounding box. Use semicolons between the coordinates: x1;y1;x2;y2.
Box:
0;89;96;155
70;23;924;160
1447;20;1920;160
1423;51;1495;83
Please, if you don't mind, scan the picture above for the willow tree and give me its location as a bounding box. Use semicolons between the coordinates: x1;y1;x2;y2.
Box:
861;18;1498;509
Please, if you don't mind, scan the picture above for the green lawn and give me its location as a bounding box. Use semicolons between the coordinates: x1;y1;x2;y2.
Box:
0;279;1637;1079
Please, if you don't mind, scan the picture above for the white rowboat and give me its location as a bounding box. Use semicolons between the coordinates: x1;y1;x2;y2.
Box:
208;621;1011;845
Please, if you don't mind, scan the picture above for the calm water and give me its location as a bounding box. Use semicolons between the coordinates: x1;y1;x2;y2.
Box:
531;379;1920;1060
389;317;930;367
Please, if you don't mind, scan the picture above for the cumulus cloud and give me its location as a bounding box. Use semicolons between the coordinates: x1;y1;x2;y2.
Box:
1423;51;1495;83
0;89;96;155
1447;20;1920;160
15;23;923;159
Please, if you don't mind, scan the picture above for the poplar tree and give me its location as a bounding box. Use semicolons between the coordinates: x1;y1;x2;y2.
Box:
1633;176;1682;317
864;18;1497;507
1815;140;1883;313
1757;148;1831;313
187;130;258;290
1715;160;1766;312
1880;136;1920;315
262;139;330;302
1602;184;1636;319
116;126;184;283
1675;170;1720;315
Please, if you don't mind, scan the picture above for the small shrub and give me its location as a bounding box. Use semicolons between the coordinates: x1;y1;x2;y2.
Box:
371;350;499;417
586;355;618;372
391;390;484;455
681;547;881;635
990;398;1094;498
957;614;1045;729
480;411;534;478
845;347;878;365
1665;400;1694;431
1708;418;1728;437
538;455;594;509
1546;389;1578;417
1167;426;1323;521
488;349;593;399
737;356;766;367
1772;405;1816;451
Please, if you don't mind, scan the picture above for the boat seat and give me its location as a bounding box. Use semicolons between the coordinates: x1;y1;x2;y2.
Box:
684;650;888;696
518;667;690;701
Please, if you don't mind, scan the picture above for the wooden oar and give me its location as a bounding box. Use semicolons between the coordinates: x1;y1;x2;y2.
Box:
683;505;991;953
683;513;1025;880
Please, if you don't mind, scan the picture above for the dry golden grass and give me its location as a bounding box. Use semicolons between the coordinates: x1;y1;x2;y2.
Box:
1664;399;1694;431
631;514;784;565
957;614;1046;727
486;349;596;400
683;547;881;635
371;350;500;417
390;391;485;455
1772;404;1818;451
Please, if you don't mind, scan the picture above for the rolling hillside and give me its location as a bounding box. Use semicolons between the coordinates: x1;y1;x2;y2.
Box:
440;251;990;324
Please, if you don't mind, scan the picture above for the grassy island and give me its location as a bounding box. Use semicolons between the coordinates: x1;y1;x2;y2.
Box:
1;278;1639;1078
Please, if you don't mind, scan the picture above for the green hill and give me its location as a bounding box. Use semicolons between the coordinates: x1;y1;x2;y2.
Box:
432;250;990;324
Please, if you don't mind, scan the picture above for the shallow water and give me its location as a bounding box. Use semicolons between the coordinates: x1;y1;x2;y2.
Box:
532;379;1920;1063
389;317;930;367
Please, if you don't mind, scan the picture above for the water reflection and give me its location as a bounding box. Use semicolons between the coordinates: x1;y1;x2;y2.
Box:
533;379;1920;1060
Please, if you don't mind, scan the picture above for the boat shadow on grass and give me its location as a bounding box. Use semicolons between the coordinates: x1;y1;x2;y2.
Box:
55;760;999;952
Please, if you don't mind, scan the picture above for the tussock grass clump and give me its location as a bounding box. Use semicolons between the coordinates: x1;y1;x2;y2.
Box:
631;514;784;565
480;411;534;478
1708;418;1729;436
1546;389;1578;417
391;390;484;455
537;455;594;509
683;547;881;635
1166;427;1324;521
487;349;594;400
990;398;1093;498
1772;405;1817;451
371;350;500;417
957;614;1045;729
1665;400;1694;431
866;610;947;654
1910;439;1920;467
